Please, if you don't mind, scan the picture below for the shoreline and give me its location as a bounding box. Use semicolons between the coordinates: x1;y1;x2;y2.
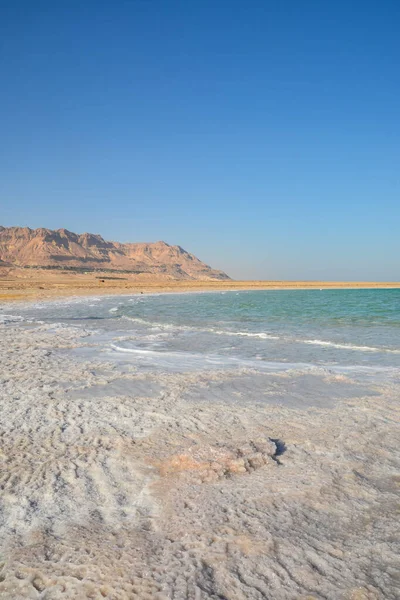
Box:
1;294;399;597
0;271;399;303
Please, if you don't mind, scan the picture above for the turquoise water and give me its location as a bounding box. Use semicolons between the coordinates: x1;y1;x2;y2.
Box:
2;288;399;408
6;288;400;368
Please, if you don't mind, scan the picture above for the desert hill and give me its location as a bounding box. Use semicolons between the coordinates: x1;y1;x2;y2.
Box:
0;226;230;280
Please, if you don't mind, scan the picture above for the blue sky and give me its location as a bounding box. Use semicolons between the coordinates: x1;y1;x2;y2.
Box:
1;1;399;280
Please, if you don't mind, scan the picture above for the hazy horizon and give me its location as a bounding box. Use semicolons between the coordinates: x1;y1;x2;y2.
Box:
1;1;399;281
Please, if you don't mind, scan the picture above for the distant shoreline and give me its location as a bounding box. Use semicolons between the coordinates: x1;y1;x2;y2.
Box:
0;269;399;303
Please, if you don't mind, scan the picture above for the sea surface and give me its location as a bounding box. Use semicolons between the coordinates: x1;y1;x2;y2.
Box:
3;288;399;406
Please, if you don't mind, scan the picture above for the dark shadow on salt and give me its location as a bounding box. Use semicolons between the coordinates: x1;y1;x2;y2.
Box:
270;438;286;456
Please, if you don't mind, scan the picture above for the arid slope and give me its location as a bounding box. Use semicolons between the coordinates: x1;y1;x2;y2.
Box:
0;226;230;280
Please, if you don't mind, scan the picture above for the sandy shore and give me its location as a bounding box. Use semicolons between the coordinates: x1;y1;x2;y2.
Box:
0;268;399;302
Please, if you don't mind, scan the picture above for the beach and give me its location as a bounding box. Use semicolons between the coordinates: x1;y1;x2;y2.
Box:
0;268;399;303
0;289;399;599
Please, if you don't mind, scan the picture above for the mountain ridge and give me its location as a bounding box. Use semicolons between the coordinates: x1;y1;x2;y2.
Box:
0;226;230;280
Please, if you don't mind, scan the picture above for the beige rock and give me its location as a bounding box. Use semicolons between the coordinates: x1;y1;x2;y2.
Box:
0;226;230;280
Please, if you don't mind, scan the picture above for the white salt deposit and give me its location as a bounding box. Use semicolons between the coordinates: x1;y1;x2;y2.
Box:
0;295;399;599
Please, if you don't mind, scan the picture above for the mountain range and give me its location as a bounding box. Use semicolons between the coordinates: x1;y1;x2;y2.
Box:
0;226;230;280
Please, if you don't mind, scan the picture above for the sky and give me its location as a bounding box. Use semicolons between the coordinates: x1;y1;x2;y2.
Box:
1;1;399;280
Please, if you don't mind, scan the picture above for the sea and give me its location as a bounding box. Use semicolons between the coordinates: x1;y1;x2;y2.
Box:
3;288;399;408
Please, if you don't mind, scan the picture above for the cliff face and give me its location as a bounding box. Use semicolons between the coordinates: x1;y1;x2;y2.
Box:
0;227;230;280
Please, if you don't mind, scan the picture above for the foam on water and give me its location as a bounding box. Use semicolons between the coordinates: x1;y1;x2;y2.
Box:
301;338;400;353
2;289;400;373
4;289;398;401
0;313;25;324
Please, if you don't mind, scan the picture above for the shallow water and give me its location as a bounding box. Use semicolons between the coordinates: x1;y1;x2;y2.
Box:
4;288;400;395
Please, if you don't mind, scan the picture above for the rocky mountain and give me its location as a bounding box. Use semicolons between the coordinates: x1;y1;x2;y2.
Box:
0;226;230;280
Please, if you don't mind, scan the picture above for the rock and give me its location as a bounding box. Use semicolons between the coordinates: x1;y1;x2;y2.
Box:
0;226;231;280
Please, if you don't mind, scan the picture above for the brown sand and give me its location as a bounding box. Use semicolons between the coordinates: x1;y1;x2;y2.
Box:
0;267;399;302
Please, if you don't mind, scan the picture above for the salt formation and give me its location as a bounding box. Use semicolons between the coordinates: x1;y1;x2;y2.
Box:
0;318;399;599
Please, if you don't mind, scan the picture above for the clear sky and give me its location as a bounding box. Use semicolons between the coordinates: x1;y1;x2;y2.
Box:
1;1;399;280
